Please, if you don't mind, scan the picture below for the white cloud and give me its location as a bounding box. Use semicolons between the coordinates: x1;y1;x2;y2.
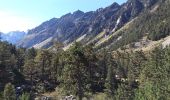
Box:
0;11;38;33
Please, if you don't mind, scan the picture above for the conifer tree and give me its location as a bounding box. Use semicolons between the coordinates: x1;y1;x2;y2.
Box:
62;42;88;100
105;53;116;98
3;83;16;100
23;59;37;87
35;50;52;83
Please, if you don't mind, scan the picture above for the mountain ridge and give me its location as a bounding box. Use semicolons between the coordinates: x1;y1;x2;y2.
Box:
17;0;164;50
0;31;26;44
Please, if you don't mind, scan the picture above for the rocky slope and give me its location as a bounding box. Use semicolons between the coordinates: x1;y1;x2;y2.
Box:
18;0;164;50
96;0;170;51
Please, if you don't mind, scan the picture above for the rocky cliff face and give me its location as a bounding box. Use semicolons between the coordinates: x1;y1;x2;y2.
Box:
18;0;159;49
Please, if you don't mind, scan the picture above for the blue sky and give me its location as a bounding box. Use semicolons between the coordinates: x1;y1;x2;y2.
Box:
0;0;126;33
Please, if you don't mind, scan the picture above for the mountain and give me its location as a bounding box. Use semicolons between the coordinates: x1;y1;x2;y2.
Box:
1;31;26;44
97;0;170;51
18;0;168;50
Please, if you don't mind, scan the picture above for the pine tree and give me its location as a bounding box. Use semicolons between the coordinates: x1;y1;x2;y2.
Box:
25;48;37;60
35;50;52;84
3;83;16;100
23;59;37;87
114;84;127;100
61;42;88;100
105;53;116;98
0;42;14;90
15;48;26;72
136;47;170;99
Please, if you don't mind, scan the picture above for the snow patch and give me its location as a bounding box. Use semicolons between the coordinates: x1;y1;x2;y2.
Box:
112;16;121;32
150;5;159;13
116;16;121;25
88;26;93;32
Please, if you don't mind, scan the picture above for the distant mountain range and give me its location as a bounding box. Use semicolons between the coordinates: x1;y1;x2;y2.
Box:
0;31;26;44
3;0;170;51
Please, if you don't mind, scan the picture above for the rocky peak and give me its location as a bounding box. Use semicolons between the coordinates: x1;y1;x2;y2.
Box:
109;2;120;9
73;10;84;16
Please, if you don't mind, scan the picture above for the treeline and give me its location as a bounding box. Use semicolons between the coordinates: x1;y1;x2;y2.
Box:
0;41;169;100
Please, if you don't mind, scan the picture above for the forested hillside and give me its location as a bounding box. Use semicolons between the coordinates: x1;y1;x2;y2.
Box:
0;0;170;100
0;41;169;99
97;0;170;51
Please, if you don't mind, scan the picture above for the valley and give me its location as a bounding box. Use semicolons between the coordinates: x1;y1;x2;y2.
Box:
0;0;170;100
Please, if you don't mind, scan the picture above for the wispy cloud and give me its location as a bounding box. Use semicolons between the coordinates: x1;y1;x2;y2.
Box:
0;11;37;33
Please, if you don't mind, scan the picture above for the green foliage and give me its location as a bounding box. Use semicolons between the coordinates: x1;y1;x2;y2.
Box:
0;41;24;91
0;39;170;100
135;81;161;100
35;50;53;87
61;42;88;100
97;0;170;51
105;54;116;97
0;92;4;99
3;83;16;100
147;0;170;40
92;93;109;100
25;48;37;60
135;47;170;100
114;84;127;100
19;93;30;100
0;2;169;100
23;59;37;86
